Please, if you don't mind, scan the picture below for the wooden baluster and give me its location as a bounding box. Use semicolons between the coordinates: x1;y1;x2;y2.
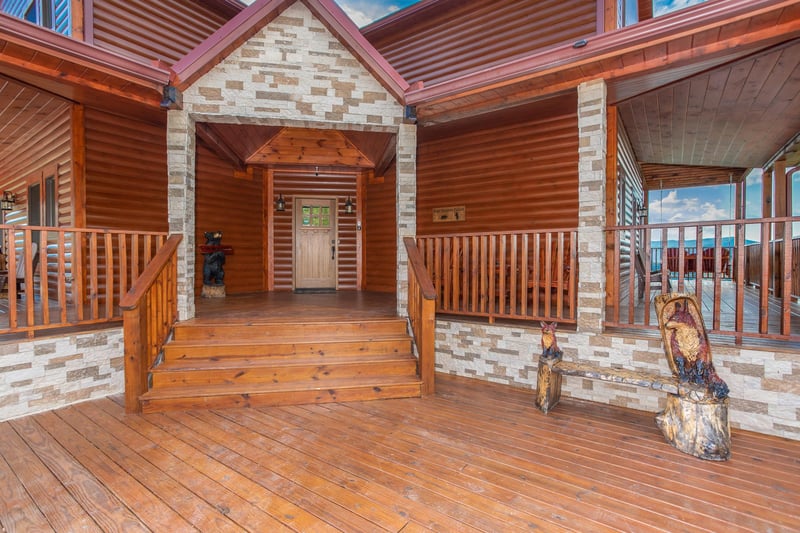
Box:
58;231;67;324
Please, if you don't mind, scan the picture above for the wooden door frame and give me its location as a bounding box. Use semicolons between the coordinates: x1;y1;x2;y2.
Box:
292;195;339;290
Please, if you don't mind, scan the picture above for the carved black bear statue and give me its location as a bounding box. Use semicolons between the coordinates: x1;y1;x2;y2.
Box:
202;231;226;286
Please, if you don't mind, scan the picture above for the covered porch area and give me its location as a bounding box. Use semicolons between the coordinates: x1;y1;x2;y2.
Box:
3;374;799;532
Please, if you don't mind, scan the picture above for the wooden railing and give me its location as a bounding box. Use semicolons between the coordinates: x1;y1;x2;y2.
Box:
744;237;800;298
404;237;436;396
0;225;168;337
417;230;577;324
607;217;799;343
120;234;182;413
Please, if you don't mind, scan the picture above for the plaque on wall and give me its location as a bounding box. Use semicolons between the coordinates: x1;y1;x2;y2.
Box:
433;206;466;222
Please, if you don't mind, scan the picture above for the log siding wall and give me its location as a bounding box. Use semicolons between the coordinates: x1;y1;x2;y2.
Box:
365;168;398;293
417;109;579;235
84;109;168;232
194;145;265;295
89;0;230;64
365;0;597;85
272;171;358;291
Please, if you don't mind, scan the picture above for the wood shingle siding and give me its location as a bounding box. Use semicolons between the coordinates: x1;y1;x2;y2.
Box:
364;0;597;86
83;108;167;232
90;0;231;64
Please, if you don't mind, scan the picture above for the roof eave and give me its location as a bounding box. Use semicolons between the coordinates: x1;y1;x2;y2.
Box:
406;0;800;108
0;14;170;88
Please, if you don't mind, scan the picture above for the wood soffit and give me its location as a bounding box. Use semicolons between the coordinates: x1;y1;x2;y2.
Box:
639;163;748;192
405;0;800;125
0;13;169;113
197;124;396;173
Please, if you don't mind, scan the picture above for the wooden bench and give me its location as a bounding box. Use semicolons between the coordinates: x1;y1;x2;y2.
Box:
535;293;731;461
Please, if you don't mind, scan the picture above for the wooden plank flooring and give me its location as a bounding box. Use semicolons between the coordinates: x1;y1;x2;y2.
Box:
2;374;799;532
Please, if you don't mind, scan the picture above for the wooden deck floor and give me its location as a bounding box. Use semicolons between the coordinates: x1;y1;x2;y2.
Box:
2;375;799;532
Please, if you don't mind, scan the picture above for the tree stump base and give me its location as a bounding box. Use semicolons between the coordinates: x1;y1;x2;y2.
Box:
201;283;226;298
655;387;731;461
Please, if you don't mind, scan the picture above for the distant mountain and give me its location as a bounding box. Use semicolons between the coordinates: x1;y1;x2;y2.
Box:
649;236;755;249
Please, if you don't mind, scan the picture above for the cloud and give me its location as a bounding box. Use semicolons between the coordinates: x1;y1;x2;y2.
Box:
654;0;707;17
336;1;409;27
648;190;731;224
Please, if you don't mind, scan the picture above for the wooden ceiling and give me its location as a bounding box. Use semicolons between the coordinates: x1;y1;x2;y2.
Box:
617;38;800;169
197;124;397;174
0;77;70;168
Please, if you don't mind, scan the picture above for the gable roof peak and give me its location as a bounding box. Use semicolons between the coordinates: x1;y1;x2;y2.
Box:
170;0;409;101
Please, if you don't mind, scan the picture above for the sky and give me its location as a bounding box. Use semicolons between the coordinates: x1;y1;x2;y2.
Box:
332;0;710;27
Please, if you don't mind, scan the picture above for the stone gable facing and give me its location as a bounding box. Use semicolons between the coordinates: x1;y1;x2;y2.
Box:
181;1;405;128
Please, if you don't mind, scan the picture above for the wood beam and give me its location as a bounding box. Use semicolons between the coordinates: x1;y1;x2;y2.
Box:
195;123;245;172
71;103;86;228
374;136;397;179
605;106;620;309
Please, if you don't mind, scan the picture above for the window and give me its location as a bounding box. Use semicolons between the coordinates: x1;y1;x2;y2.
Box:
2;0;71;36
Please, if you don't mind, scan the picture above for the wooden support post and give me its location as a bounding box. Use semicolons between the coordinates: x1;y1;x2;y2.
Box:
535;352;563;414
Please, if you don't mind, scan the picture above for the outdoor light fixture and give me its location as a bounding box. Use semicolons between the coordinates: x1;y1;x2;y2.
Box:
344;196;354;214
636;202;648;222
276;194;286;212
1;191;16;211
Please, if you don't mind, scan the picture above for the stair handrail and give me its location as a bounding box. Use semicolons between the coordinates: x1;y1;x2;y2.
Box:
120;234;182;413
404;237;436;395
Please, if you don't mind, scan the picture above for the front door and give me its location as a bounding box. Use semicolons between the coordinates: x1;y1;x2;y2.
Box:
294;197;337;290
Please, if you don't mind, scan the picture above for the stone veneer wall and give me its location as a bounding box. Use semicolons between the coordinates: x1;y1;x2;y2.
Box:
434;320;800;440
168;1;410;319
0;328;125;421
433;79;800;441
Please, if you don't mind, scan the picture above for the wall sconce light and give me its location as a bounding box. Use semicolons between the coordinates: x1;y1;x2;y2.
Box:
636;202;648;222
276;194;286;212
1;191;16;211
344;196;354;214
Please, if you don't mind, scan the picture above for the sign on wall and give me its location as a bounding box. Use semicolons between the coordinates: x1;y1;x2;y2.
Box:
433;206;466;222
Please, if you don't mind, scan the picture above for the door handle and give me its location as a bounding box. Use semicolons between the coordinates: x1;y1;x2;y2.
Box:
331;240;336;260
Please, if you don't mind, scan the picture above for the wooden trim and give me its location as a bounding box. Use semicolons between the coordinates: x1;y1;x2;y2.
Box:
71;0;85;41
71;104;86;228
637;0;653;22
82;0;94;44
603;0;617;32
266;168;275;291
357;170;366;289
605;106;619;308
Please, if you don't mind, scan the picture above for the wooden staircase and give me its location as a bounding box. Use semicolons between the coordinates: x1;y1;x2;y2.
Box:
138;317;423;413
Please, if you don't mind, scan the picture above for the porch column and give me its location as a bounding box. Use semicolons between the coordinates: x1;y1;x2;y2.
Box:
166;109;197;320
576;79;608;334
396;122;418;316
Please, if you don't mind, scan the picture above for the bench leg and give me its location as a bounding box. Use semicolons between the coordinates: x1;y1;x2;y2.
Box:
656;393;731;460
535;355;562;414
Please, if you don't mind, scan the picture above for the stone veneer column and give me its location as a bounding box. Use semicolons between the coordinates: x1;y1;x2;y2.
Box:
166;109;197;320
576;79;607;334
396;122;417;315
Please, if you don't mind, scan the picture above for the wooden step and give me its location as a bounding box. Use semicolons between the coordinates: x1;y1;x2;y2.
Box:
150;353;419;387
162;335;412;360
139;376;423;413
173;317;409;341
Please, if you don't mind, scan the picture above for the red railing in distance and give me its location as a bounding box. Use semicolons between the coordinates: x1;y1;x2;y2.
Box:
606;216;799;344
120;234;181;413
0;225;168;337
404;237;436;396
417;229;577;325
